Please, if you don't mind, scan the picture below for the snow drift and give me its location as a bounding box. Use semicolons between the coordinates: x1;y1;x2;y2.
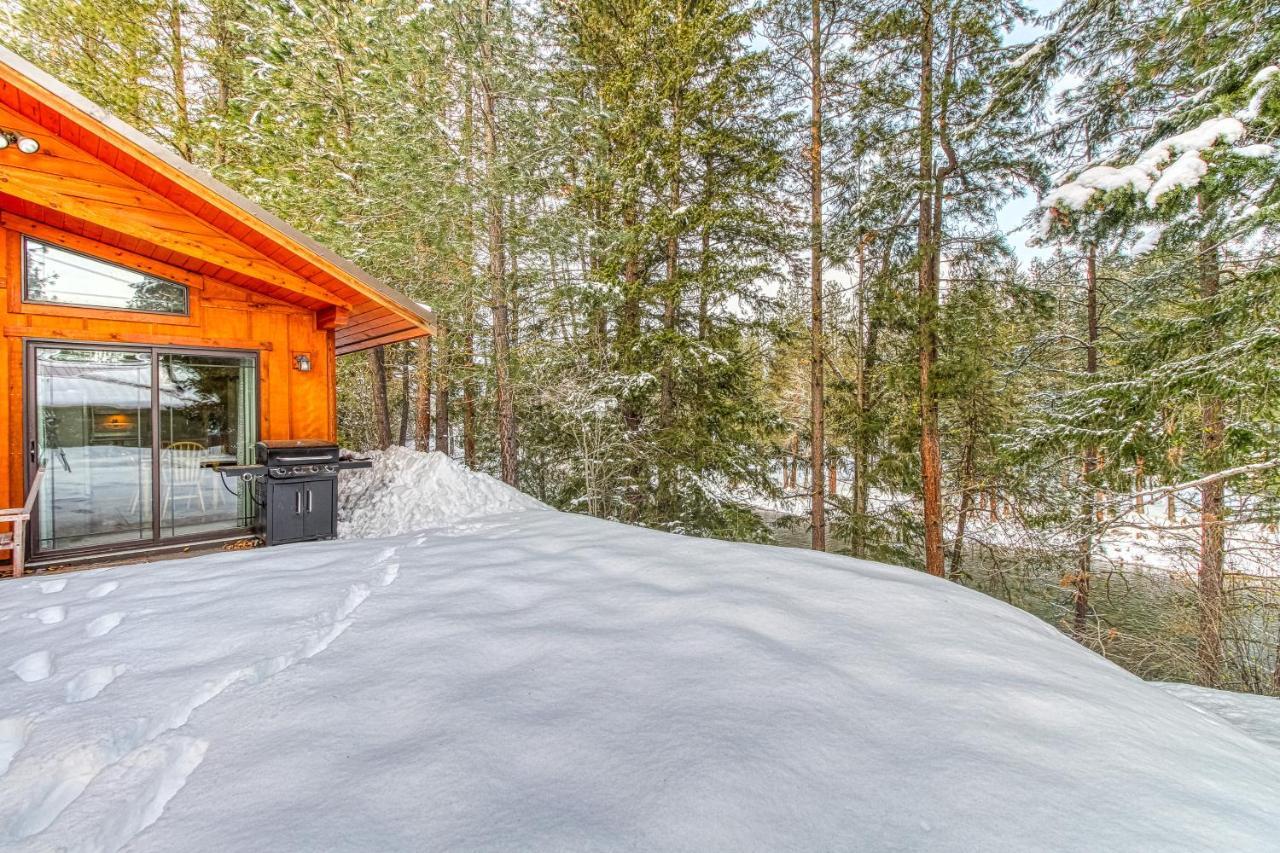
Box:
1;450;1278;851
336;447;546;538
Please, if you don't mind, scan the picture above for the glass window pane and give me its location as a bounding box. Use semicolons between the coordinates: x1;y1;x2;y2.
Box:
34;347;153;552
158;353;258;538
24;238;188;315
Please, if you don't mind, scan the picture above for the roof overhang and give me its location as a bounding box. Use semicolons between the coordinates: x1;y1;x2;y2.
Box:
0;47;433;353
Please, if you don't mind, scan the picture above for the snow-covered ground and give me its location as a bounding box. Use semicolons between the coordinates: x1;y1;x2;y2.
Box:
1156;682;1280;750
738;468;1280;577
2;451;1279;851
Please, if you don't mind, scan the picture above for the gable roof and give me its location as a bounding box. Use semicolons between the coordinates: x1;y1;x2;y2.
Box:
0;46;433;354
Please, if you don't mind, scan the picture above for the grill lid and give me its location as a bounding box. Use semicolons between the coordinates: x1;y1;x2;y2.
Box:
256;439;338;451
256;439;341;469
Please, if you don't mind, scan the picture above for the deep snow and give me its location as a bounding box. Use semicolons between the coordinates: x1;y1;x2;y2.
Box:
336;446;545;538
1;451;1278;851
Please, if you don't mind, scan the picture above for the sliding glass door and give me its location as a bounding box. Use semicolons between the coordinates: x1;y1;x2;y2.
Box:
29;343;258;555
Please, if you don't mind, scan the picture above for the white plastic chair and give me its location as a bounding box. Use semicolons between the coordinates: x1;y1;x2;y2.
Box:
162;441;207;521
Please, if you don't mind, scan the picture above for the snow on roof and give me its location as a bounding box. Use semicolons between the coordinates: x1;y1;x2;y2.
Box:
1;451;1278;850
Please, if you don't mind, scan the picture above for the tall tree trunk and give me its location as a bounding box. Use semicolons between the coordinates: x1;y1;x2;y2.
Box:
1076;243;1100;635
658;63;684;517
368;346;392;450
697;155;713;341
415;339;432;450
165;0;193;162
206;0;241;167
851;235;879;559
462;326;478;467
434;323;451;455
808;0;826;551
476;1;517;487
619;200;642;435
461;79;478;470
948;415;978;577
916;0;944;576
1272;631;1280;694
1198;235;1226;686
398;344;411;446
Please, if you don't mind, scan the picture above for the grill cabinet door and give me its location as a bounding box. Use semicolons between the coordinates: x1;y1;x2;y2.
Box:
303;478;336;539
269;481;306;543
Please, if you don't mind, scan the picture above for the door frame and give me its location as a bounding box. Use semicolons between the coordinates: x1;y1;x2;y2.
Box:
22;338;261;562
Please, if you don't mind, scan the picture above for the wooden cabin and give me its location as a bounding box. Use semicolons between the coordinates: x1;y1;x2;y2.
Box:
0;48;433;569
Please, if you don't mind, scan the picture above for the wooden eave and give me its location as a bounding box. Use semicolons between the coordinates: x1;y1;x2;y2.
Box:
0;47;433;353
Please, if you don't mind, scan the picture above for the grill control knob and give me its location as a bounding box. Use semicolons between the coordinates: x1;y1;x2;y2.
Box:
308;465;319;474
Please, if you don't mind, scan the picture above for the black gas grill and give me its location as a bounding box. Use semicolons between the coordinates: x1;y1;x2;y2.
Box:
219;440;371;546
255;440;340;546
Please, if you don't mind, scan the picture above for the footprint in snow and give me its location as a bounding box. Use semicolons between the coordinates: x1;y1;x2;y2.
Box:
38;578;67;594
64;665;125;703
25;605;67;625
379;563;400;587
85;613;125;639
10;650;53;683
0;717;31;777
86;580;119;599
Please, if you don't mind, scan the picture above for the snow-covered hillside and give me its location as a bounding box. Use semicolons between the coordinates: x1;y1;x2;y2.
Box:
1;452;1278;851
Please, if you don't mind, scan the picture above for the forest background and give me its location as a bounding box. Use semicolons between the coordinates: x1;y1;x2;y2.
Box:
6;0;1280;694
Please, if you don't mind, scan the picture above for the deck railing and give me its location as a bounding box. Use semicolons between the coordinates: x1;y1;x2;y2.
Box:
1;466;45;578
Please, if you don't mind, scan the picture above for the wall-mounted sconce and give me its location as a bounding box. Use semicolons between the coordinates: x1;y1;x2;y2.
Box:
0;130;40;154
294;353;312;372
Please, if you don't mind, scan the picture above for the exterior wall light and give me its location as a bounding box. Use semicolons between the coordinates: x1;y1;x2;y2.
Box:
294;353;312;372
0;130;40;153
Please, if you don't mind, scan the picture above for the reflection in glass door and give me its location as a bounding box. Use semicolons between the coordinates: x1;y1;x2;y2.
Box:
33;347;153;551
30;344;258;555
158;352;257;538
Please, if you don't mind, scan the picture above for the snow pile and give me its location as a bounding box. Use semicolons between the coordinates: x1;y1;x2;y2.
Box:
336;447;546;538
1158;682;1280;750
1;504;1280;850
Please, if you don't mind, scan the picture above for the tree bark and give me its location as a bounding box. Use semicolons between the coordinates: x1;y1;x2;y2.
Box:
619;199;642;435
948;415;978;577
916;0;944;576
1198;236;1226;687
461;80;478;470
658;43;684;517
462;327;478;468
415;339;432;451
851;235;880;559
398;344;411;446
1076;243;1100;635
697;155;713;341
166;0;193;162
476;0;518;487
808;0;826;552
434;323;451;455
368;346;392;450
